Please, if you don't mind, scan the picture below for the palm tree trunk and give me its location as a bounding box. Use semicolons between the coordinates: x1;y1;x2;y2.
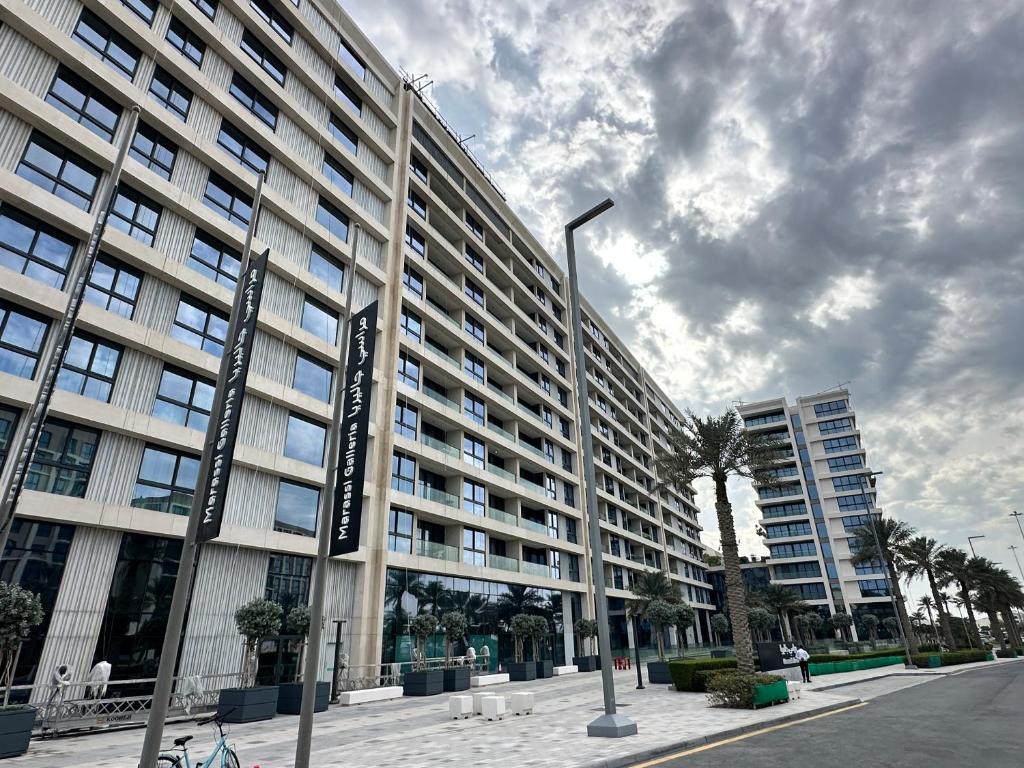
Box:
987;610;1002;646
1001;605;1021;650
959;583;983;647
928;572;957;649
778;611;790;642
886;560;920;654
715;480;755;674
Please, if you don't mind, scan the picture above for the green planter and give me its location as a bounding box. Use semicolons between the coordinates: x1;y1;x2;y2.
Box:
926;655;942;668
807;663;824;676
985;651;995;661
819;662;836;675
752;680;789;708
835;661;853;673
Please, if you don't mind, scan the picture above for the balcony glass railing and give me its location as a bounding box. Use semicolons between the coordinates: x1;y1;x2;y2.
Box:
519;517;548;536
419;483;459;508
518;439;548;461
517;476;547;497
487;422;514;442
422;434;459;458
517;403;544;423
521;561;550;578
487;506;517;526
415;539;459;561
423;386;459;411
425;339;460;369
489;554;520;572
487;381;514;403
486;464;515;483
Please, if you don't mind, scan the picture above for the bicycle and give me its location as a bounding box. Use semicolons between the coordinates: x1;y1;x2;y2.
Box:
157;709;239;768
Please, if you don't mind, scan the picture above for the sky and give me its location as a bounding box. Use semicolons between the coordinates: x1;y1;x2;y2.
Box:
342;0;1024;602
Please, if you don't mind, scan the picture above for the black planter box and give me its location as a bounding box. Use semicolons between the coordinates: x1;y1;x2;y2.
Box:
403;669;444;696
507;662;537;681
443;667;471;692
535;660;553;679
217;686;279;723
0;707;36;759
573;655;599;672
647;661;672;684
276;681;330;714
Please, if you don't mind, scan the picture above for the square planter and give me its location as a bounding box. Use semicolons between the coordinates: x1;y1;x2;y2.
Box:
752;680;790;708
218;686;279;723
443;667;471;692
403;669;444;697
925;655;942;668
0;707;36;759
535;660;553;679
573;655;599;672
819;662;837;675
647;661;673;684
985;651;995;661
507;662;537;681
276;681;330;714
835;661;853;673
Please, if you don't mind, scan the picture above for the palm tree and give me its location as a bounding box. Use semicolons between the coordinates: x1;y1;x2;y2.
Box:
973;561;1024;650
757;584;807;642
420;579;451;617
902;536;956;649
936;549;983;648
917;596;938;643
848;518;920;654
627;570;681;656
496;585;543;626
656;410;788;674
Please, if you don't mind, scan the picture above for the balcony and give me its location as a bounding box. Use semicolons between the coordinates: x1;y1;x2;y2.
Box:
521;561;551;578
486;464;515;483
422;433;458;458
487;506;517;526
519;517;548;536
418;482;459;508
423;384;459;411
415;539;459;561
489;553;520;572
487;422;514;442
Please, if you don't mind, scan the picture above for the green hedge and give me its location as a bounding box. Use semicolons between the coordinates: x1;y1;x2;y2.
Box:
705;672;786;709
669;658;738;692
808;648;909;664
909;649;989;667
995;648;1017;659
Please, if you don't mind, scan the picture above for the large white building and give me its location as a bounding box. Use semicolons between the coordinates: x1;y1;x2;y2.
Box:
0;0;714;696
738;389;894;639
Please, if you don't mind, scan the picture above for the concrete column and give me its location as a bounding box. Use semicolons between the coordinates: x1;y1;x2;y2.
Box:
694;611;705;645
562;592;575;664
625;614;636;653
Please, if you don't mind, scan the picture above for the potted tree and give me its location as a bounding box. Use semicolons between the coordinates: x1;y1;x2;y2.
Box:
710;613;730;646
861;614;880;646
439;612;470;692
832;612;853;642
217;598;282;722
529;615;553;679
507;614;537;681
275;605;329;714
643;599;678;684
0;583;43;759
572;618;599;671
403;614;443;696
673;603;696;650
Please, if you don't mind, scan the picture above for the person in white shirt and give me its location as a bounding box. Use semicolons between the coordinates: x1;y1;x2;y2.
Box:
795;645;811;682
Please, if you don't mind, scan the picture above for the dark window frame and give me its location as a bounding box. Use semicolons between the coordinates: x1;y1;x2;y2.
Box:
109;185;162;246
73;9;141;80
217;119;270;174
152;365;215;431
17;132;101;211
166;16;206;68
203;172;253;228
188;229;241;289
229;72;278;129
27;419;100;498
56;331;123;402
131;444;200;515
0;300;49;380
0;205;77;289
129;122;178;181
85;254;142;319
45;65;122;142
250;0;294;44
240;28;287;85
149;66;193;121
171;294;229;356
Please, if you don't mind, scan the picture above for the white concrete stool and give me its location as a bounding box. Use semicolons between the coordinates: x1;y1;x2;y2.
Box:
482;695;506;721
472;691;496;715
510;691;534;715
786;681;802;700
449;695;473;719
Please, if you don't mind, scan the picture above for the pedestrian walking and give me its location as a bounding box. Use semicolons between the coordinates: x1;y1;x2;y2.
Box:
795;644;811;683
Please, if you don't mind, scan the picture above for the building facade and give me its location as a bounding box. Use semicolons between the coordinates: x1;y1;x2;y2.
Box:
737;389;894;640
0;0;713;695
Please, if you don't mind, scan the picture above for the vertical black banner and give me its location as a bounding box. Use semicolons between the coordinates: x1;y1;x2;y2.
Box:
329;300;378;556
196;248;269;543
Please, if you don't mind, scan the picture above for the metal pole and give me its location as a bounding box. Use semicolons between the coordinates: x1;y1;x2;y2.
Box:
0;107;140;557
632;616;644;689
295;225;361;768
968;535;985;558
1009;545;1024;585
565;200;635;738
1010;511;1024;545
138;172;265;768
859;472;915;668
330;619;347;703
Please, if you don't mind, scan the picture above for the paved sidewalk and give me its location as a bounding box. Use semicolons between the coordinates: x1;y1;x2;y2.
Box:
803;654;1024;691
9;669;856;768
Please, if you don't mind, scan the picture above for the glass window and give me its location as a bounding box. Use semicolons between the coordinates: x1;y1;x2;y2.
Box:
152;366;215;430
858;579;891;598
0;406;19;472
316;197;349;241
27;420;99;497
819;417;853;435
171;294;228;356
764;521;813;539
335;75;361;115
832;475;865;491
814;399;848;417
394;399;417;439
387;507;413;553
827;455;863;472
411;154;428;182
463;528;485;566
251;0;293;43
166;16;206;67
464;351;484;383
192;0;218;20
149;66;192;121
265;553;312;609
0;205;76;288
464;393;484;426
204;172;253;228
323;153;354;196
402;264;423;297
463;435;484;468
761;502;808;519
45;66;121;142
218;120;269;174
230;72;278;129
465;214;483;239
308;246;344;291
464;313;485;344
464;279;483;307
405;224;425;256
465;245;483;273
132;446;199;515
73;9;141;80
274;481;320;537
188;229;241;289
823;436;859;454
767;541;817;559
329;113;358;155
17;132;101;211
284;413;326;466
122;0;158;25
109;186;161;246
400;306;422;342
301;296;338;343
837;494;870;512
396;350;419;388
566;518;578;544
0;302;48;379
85;254;141;319
129;123;177;181
407;189;426;218
463;480;485;516
339;40;365;78
390;451;415;493
293;353;332;402
240;29;287;85
56;332;122;402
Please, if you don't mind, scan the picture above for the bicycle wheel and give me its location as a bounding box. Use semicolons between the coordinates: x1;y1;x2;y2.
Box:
223;747;240;768
157;756;182;767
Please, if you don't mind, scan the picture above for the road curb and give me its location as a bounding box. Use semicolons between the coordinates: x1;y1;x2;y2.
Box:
581;699;862;768
811;657;1024;691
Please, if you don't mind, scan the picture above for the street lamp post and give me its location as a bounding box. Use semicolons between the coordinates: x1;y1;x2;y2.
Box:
967;535;985;557
858;471;916;669
1011;511;1024;545
565;199;636;739
1009;545;1024;585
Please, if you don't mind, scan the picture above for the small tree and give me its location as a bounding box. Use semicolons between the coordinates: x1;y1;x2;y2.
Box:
710;613;729;646
527;615;549;662
234;599;283;688
439;612;468;667
645;600;677;662
410;613;438;670
673;603;696;650
574;618;598;656
510;614;533;663
285;605;311;683
831;612;853;641
747;607;777;643
861;613;880;643
797;612;823;643
0;582;43;708
882;616;902;642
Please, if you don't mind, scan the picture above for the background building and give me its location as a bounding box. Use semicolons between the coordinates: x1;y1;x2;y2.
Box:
0;0;713;696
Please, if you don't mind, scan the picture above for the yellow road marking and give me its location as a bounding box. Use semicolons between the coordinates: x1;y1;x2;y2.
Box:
629;702;869;767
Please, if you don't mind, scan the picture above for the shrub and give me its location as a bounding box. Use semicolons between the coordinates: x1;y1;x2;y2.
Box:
439;612;468;666
705;672;785;709
669;658;737;692
574;618;599;656
995;648;1017;659
910;649;989;667
234;599;283;688
0;582;44;708
410;613;439;669
510;614;533;663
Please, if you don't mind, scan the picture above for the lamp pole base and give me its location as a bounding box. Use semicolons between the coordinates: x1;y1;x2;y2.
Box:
587;713;638;738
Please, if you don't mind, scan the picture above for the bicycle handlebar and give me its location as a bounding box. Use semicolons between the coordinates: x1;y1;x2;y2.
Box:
196;707;233;726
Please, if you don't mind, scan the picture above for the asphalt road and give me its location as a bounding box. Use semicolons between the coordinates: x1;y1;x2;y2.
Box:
636;662;1024;768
